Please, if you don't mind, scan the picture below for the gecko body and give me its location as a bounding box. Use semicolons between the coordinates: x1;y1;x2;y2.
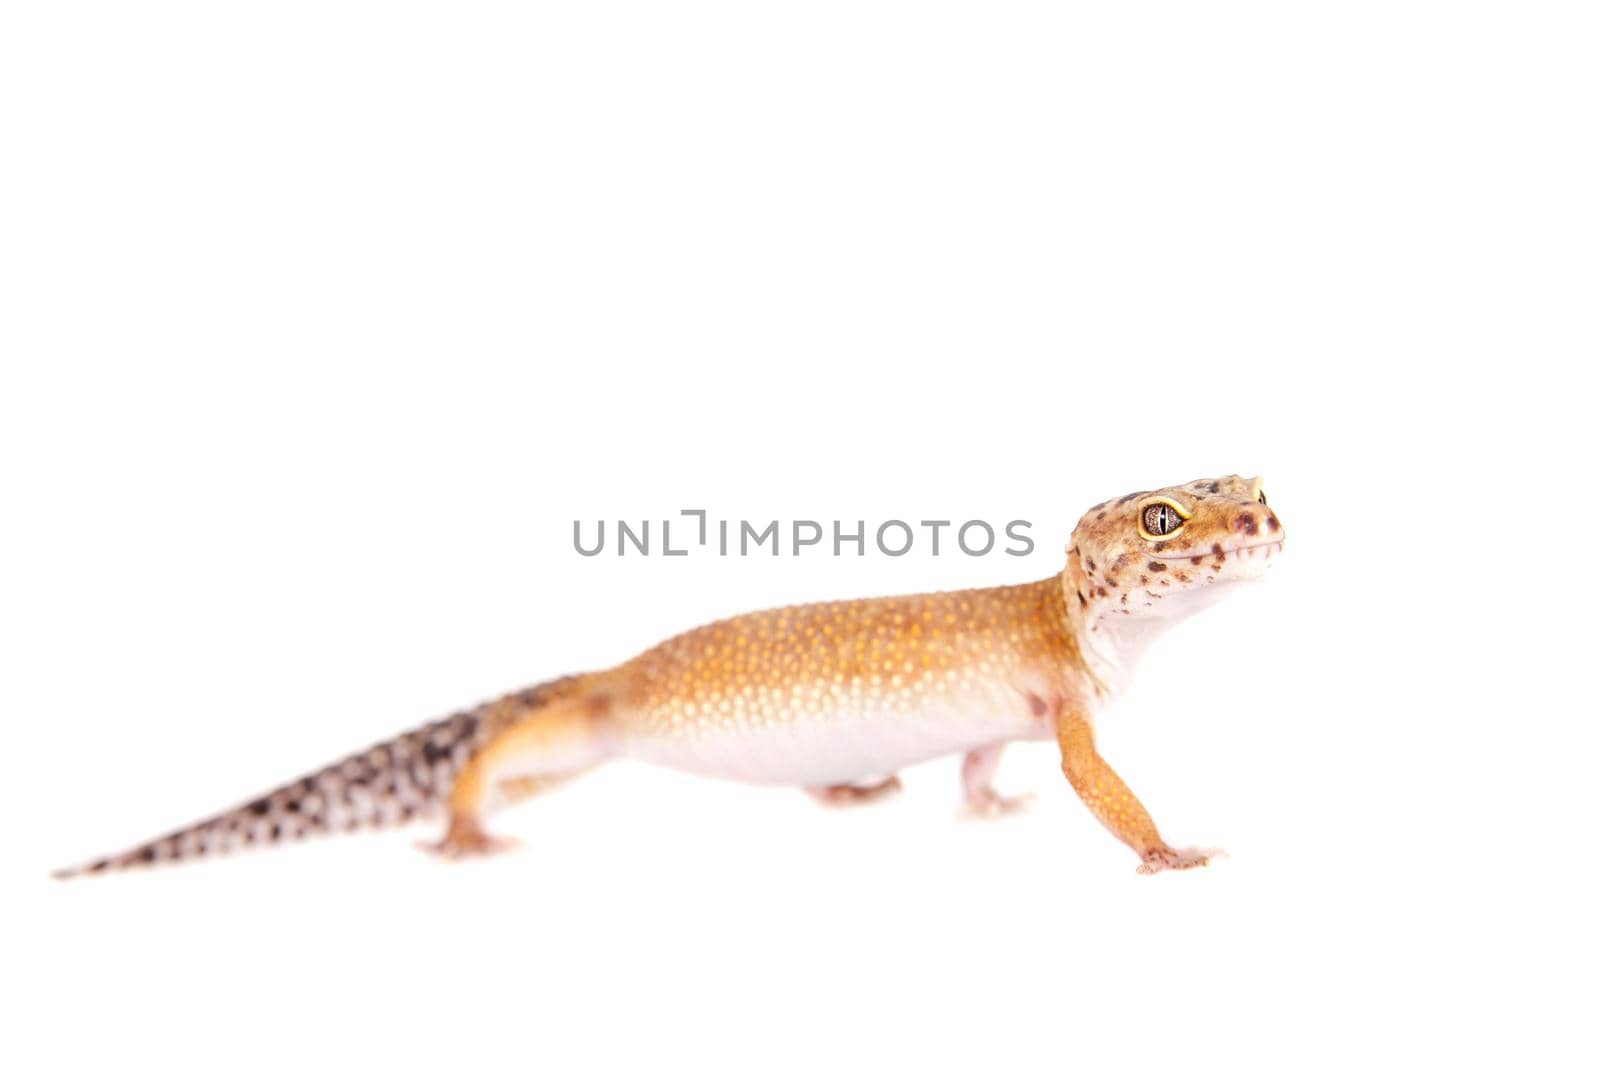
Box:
57;475;1282;877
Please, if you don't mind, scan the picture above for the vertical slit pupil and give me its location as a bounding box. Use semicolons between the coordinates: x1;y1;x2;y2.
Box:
1145;504;1181;536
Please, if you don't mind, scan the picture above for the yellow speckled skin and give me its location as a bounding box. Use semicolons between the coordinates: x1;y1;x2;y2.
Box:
613;581;1085;777
57;475;1281;878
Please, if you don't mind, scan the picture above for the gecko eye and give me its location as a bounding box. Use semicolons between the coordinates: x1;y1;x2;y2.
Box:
1135;495;1192;542
1141;503;1184;538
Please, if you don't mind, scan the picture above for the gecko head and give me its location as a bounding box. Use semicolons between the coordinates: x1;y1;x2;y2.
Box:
1067;475;1284;619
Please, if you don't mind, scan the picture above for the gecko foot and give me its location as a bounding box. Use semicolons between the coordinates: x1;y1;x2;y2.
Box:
1136;845;1225;876
418;817;520;861
961;787;1035;819
807;777;902;807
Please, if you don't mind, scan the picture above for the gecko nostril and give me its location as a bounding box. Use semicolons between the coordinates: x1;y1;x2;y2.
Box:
1266;515;1281;533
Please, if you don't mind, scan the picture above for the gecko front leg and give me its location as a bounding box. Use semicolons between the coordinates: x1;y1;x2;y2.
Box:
1056;705;1218;875
960;743;1034;817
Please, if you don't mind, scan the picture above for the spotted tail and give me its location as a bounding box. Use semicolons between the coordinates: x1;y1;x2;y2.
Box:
52;677;578;878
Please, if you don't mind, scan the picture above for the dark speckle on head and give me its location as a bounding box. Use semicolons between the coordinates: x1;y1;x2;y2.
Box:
1235;512;1259;536
1211;542;1226;559
1267;515;1281;532
1147;561;1167;572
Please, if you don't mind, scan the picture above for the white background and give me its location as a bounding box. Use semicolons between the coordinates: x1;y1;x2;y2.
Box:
3;2;1595;1062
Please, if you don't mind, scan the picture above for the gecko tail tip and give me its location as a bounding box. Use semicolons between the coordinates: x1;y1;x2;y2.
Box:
51;858;111;880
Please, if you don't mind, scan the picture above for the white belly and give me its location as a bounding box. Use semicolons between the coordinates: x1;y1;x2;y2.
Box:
621;699;1052;786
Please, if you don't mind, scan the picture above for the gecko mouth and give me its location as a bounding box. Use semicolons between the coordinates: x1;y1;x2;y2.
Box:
1150;538;1285;562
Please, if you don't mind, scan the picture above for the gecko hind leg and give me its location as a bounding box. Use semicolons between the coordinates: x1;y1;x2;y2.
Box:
416;773;575;859
421;690;612;861
417;817;520;860
961;743;1034;817
807;776;902;807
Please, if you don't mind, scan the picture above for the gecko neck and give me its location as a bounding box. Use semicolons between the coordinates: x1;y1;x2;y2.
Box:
1059;549;1238;703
